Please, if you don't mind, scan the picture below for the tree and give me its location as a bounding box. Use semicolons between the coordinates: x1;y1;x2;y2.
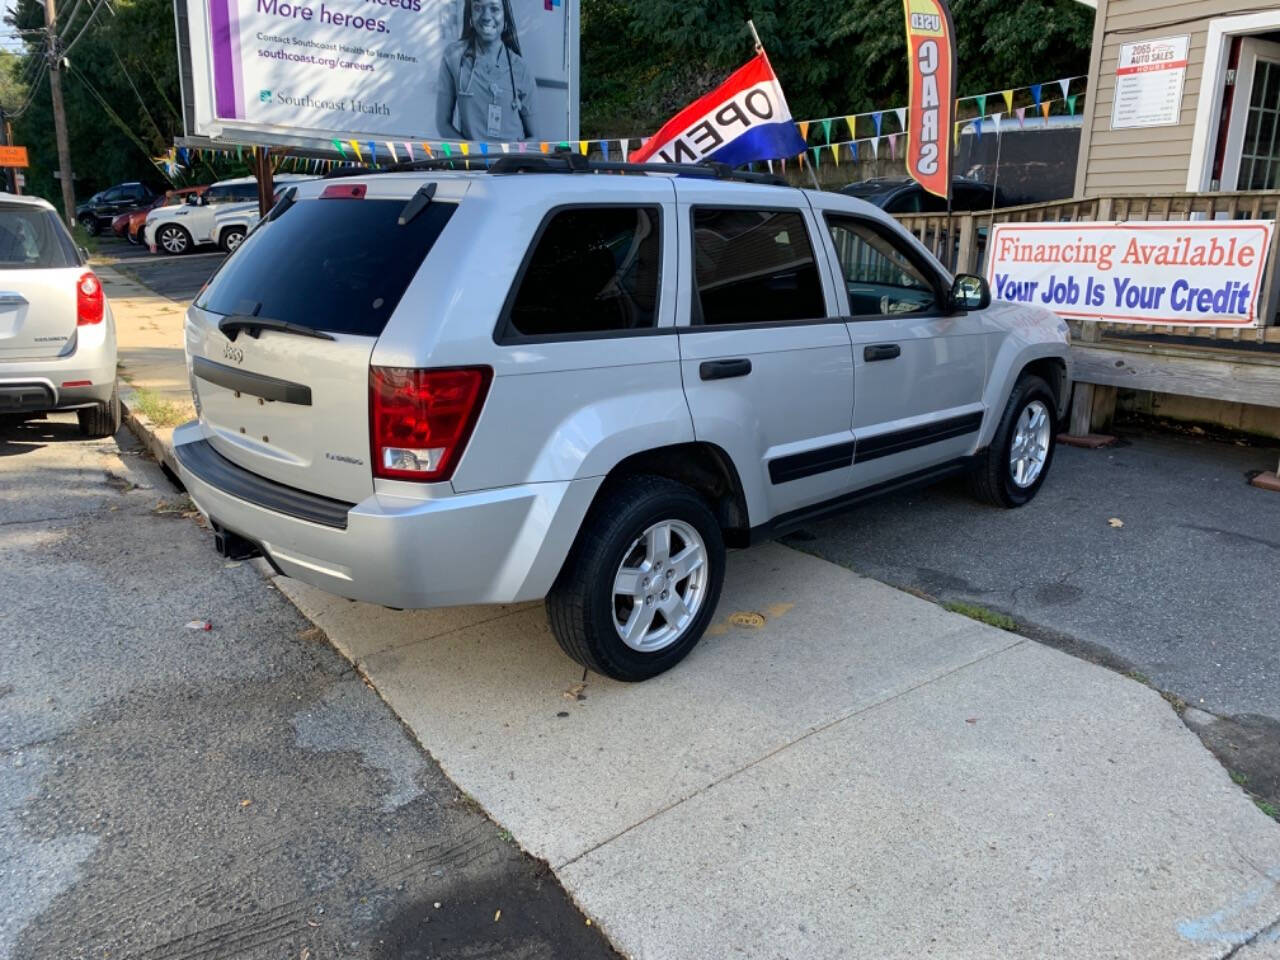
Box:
581;0;1094;137
3;0;241;205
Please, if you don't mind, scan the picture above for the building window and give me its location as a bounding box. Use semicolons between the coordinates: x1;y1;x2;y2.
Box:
1238;57;1280;190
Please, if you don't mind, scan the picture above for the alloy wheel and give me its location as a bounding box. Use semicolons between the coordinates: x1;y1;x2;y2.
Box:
612;519;709;653
1009;399;1051;488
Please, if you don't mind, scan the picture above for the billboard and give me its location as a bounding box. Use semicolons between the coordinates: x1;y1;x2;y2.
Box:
178;0;578;148
987;221;1276;327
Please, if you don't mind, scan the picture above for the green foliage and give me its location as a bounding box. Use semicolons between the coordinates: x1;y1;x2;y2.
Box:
4;0;243;207
581;0;1094;137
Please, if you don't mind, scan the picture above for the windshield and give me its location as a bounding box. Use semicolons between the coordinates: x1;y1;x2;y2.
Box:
195;196;456;337
0;205;80;268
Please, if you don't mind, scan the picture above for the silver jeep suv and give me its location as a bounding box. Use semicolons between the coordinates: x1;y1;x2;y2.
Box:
174;157;1071;681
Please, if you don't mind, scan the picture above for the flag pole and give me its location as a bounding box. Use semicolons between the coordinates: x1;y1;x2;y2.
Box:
748;19;821;191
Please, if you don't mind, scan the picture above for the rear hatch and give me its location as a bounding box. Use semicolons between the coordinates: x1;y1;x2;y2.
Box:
0;202;85;361
186;177;462;504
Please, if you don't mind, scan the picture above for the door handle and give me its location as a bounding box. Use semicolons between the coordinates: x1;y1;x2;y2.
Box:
864;344;901;362
700;358;753;381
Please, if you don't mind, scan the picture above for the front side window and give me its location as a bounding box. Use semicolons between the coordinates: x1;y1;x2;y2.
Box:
506;206;661;338
691;208;826;325
826;216;939;317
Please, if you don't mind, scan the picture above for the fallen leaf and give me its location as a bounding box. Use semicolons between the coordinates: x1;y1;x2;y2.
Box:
185;620;212;631
306;918;321;928
300;948;310;960
1107;518;1124;528
240;798;251;807
494;909;501;922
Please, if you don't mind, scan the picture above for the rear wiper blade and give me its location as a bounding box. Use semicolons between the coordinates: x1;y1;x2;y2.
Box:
218;314;335;342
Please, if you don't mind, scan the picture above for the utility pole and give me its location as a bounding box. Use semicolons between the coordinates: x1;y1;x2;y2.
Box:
0;108;14;194
43;0;77;227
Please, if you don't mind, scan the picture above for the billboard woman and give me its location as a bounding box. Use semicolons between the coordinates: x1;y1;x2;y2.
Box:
436;0;538;142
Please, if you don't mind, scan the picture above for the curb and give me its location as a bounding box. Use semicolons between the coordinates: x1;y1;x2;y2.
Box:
119;386;181;477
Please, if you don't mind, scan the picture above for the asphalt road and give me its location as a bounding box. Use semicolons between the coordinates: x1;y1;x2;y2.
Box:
792;427;1280;726
94;236;223;303
0;415;616;960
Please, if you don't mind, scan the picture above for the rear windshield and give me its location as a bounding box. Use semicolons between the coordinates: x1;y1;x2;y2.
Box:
195;196;456;337
0;205;79;269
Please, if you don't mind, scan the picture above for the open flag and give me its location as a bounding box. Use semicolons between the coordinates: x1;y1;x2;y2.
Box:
630;52;806;167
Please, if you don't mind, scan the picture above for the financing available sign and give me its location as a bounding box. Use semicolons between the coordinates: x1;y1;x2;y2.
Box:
179;0;578;147
987;222;1276;327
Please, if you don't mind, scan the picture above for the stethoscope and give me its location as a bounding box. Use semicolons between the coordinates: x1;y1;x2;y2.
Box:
459;43;521;113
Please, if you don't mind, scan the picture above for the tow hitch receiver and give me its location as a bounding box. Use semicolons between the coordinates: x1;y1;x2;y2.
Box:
211;522;262;562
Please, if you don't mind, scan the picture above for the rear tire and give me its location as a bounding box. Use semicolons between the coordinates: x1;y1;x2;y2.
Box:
77;381;121;439
155;224;191;255
969;374;1058;508
219;227;246;253
547;475;726;682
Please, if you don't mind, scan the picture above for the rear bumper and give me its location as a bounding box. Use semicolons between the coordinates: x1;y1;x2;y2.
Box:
172;422;602;609
0;317;118;412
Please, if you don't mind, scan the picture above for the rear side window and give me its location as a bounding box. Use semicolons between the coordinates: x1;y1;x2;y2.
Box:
505;206;661;338
195;197;456;337
691;208;826;325
0;205;79;268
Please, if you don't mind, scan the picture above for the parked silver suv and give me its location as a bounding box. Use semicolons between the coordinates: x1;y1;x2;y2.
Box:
174;157;1071;681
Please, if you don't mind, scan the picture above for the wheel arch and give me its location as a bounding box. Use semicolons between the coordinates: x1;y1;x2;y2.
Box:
592;442;752;549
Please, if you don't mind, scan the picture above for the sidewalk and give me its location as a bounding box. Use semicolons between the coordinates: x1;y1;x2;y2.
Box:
109;272;1280;958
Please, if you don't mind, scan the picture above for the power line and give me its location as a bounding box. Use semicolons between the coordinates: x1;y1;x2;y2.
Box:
56;0;89;40
60;0;110;61
110;45;166;143
7;58;49;118
67;59;172;183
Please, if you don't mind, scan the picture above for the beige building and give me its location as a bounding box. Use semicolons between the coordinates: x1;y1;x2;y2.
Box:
1076;0;1280;198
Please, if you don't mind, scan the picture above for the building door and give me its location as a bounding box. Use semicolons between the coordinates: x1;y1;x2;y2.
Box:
1224;38;1280;190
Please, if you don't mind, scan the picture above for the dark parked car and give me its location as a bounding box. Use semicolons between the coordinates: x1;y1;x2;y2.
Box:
75;182;157;236
839;177;1006;214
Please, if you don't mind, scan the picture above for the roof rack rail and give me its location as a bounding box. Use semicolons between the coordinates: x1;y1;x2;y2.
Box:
486;154;789;186
321;152;789;187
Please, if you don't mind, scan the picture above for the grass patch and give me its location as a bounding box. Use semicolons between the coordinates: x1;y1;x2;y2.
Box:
130;386;188;428
72;223;100;256
942;601;1017;632
1255;798;1278;820
1230;770;1249;786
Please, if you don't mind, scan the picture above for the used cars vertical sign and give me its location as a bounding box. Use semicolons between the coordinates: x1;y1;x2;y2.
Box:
902;0;955;201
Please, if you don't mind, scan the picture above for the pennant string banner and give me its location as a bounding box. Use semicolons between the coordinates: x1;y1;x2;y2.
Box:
174;75;1084;171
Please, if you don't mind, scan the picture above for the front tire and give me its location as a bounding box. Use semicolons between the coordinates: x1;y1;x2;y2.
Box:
77;381;121;439
969;374;1058;507
79;215;101;237
547;476;726;682
219;227;246;253
155;224;191;255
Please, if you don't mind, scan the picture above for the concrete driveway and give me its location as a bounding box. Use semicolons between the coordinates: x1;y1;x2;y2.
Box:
276;542;1280;959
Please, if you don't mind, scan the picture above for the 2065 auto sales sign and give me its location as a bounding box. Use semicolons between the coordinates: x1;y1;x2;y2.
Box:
986;221;1276;327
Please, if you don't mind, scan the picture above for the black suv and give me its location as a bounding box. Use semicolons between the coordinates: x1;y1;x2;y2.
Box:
75;182;157;236
839;177;1005;214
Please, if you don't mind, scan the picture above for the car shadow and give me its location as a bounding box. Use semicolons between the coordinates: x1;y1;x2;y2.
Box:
0;414;93;456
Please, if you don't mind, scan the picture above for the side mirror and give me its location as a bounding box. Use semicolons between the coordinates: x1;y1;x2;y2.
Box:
950;273;991;312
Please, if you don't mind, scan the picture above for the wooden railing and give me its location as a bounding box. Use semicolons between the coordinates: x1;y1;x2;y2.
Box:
893;190;1280;344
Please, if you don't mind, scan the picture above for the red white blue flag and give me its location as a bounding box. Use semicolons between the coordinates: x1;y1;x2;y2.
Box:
630;53;807;167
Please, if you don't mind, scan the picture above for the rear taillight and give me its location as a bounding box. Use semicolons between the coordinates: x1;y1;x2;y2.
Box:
369;366;491;483
76;272;104;325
